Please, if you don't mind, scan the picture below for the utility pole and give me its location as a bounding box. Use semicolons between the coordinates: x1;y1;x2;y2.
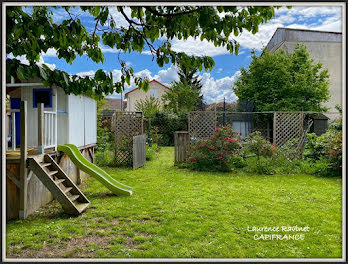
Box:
121;90;123;112
223;97;226;126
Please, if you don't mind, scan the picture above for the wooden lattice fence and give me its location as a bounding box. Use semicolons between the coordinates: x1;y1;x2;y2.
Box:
188;111;216;142
273;112;304;146
112;112;143;166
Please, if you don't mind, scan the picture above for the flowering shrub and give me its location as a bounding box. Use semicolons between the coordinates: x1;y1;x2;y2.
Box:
243;131;276;159
186;125;244;172
304;113;342;177
304;130;342;176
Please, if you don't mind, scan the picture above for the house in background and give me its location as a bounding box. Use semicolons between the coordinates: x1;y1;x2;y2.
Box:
265;28;342;115
124;79;170;112
100;98;127;130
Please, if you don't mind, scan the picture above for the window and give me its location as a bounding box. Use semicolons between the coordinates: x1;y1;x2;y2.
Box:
33;88;52;108
149;88;158;98
232;121;252;139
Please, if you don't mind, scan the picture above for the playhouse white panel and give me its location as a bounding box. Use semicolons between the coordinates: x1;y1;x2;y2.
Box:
68;94;85;147
21;86;55;148
57;87;69;145
84;96;97;145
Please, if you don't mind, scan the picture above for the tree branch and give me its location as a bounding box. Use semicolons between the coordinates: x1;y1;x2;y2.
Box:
144;6;201;17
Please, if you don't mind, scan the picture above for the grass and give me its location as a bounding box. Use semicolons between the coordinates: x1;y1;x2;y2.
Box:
6;147;342;259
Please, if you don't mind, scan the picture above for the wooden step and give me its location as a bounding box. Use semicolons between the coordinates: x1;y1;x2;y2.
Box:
75;203;89;213
40;162;51;167
54;179;65;185
63;186;73;194
47;170;58;176
69;195;80;202
28;154;90;216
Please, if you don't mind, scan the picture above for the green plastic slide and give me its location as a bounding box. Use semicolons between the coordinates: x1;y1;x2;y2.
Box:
57;144;132;196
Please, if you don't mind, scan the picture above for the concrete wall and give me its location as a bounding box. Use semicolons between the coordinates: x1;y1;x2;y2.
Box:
126;82;169;112
6;146;94;221
271;41;342;113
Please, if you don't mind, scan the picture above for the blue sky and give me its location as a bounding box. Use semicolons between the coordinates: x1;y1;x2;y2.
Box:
11;5;342;104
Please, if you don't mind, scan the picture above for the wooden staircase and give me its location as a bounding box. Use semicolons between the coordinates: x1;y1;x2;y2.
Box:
28;154;90;215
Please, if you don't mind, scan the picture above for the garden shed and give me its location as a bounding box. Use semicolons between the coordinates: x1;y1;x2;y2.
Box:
307;113;329;136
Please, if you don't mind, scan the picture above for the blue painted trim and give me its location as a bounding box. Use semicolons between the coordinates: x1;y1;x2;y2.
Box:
33;88;52;108
57;110;68;114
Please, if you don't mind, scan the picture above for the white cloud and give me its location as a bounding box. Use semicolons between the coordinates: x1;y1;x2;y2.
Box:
201;71;240;104
111;69;122;82
134;69;153;79
171;37;231;57
41;48;58;57
152;6;343;55
7;53;56;70
76;70;95;77
153;64;179;84
108;7;133;28
99;44;120;53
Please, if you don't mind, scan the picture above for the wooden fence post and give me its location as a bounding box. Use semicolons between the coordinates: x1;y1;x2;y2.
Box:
273;112;277;145
37;103;44;154
19;100;28;219
174;131;189;165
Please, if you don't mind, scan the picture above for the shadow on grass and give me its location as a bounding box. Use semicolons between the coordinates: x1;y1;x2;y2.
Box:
85;192;118;198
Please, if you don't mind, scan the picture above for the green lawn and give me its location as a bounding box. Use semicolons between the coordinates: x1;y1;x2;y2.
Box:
6;147;342;259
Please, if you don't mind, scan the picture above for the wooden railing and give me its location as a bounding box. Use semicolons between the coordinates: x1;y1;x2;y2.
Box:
37;103;57;152
6;109;20;151
43;111;57;149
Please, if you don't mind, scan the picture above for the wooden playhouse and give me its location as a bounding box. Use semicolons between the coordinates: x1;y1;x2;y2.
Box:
6;77;97;220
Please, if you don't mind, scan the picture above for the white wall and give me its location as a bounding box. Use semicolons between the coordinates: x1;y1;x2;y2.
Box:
84;96;97;146
68;94;97;147
68;94;85;147
57;87;69;145
126;81;169;112
18;86;96;148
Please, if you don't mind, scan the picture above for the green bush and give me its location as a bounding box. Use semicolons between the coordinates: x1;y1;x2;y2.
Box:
95;149;115;167
186;125;244;172
244;157;276;175
95;99;115;166
146;144;159;161
146;111;187;146
243;131;276;159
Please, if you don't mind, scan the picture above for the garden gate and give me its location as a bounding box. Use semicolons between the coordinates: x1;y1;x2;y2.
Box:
112;111;144;167
133;134;146;169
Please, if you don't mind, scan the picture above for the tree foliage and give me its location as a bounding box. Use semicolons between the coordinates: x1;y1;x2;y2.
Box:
162;82;200;114
135;96;161;117
7;5;280;96
233;44;330;112
177;66;204;110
